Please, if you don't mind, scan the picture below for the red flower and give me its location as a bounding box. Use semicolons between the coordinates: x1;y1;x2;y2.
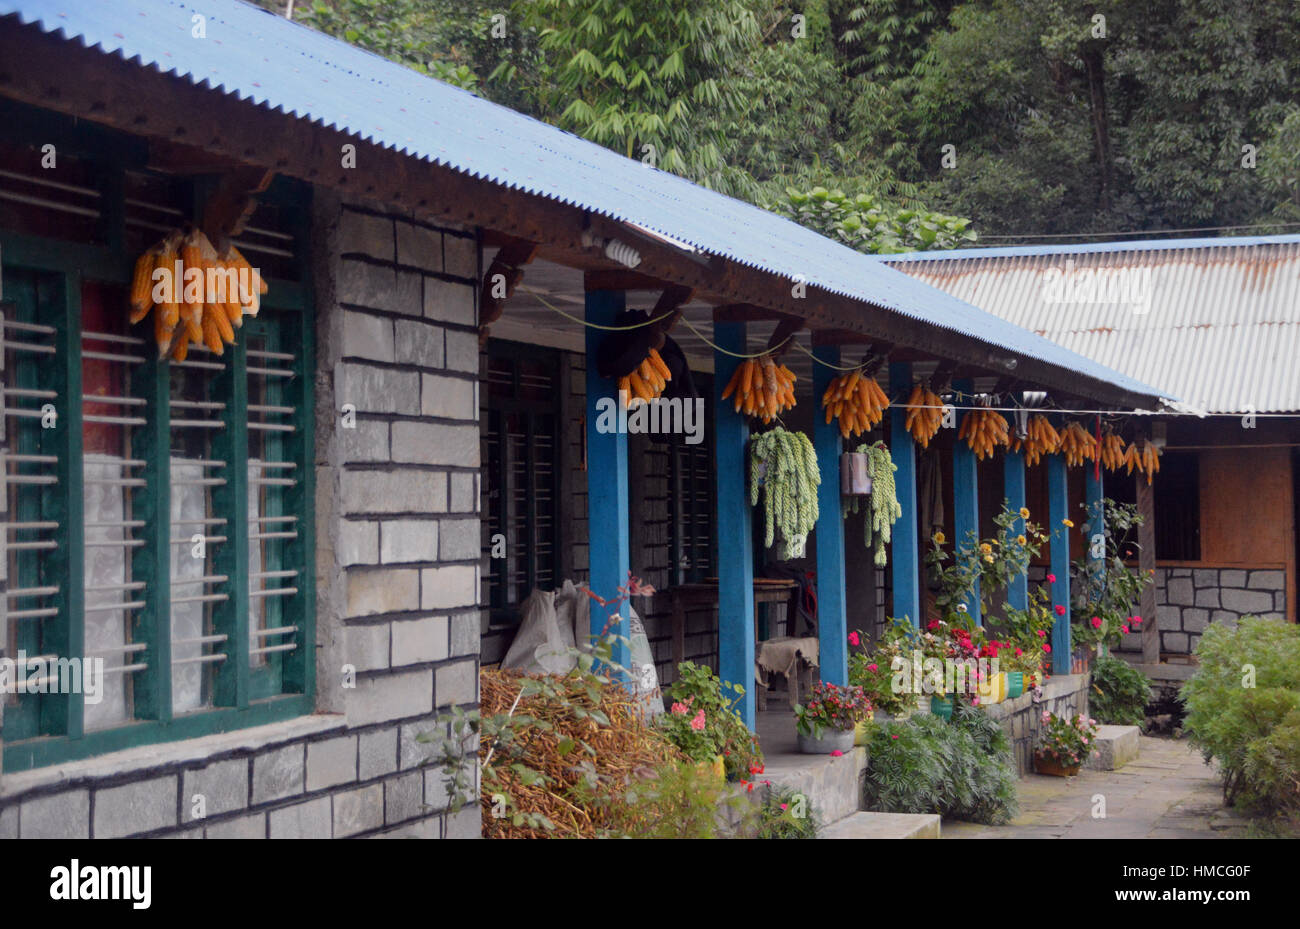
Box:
1054;605;1066;616
1047;573;1057;583
848;631;861;647
1043;644;1052;653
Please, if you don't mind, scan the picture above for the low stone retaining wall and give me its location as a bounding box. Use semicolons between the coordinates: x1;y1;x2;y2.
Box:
982;673;1091;776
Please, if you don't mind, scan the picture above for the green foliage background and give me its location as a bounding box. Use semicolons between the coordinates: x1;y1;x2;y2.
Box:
273;0;1300;246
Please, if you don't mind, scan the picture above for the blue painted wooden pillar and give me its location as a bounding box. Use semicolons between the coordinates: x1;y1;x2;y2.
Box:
585;289;631;675
813;345;848;686
952;380;980;623
713;322;756;728
1047;449;1072;675
889;363;921;627
1003;413;1029;613
1086;461;1105;579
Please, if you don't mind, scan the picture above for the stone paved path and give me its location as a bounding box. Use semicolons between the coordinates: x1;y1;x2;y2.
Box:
943;736;1253;839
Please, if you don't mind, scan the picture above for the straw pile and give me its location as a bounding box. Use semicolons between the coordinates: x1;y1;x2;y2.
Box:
479;668;684;839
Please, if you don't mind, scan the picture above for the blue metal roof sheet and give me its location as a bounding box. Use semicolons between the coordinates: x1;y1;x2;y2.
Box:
1;0;1165;401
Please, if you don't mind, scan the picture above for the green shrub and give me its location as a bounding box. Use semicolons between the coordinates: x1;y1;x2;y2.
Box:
1091;653;1152;728
862;702;1018;824
754;786;821;839
1182;617;1300;811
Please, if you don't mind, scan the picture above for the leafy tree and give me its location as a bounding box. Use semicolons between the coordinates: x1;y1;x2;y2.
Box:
496;0;764;196
772;186;975;253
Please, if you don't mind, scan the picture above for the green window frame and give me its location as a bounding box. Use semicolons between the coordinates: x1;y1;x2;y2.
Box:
0;106;315;772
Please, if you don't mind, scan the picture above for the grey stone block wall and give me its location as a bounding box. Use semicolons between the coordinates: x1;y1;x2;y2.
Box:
0;192;482;839
1126;566;1286;657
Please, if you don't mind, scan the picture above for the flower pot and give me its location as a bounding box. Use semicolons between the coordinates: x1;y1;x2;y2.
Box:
854;720;871;746
977;672;1007;705
797;728;855;754
930;695;954;720
1005;672;1024;700
840;452;872;496
1034;752;1081;777
1070;647;1091;675
694;754;726;782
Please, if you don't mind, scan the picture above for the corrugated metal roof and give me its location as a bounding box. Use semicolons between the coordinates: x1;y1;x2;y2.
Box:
887;237;1300;413
0;0;1165;403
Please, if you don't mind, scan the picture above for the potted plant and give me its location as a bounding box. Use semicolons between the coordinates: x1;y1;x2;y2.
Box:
794;681;871;754
1033;711;1099;776
656;661;762;781
847;628;914;726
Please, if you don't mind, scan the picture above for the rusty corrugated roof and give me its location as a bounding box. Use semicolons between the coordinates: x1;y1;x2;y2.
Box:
886;236;1300;413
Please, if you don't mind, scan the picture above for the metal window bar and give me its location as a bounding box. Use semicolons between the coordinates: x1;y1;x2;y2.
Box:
171;653;226;667
254;626;298;638
249;587;298;599
249;643;297;657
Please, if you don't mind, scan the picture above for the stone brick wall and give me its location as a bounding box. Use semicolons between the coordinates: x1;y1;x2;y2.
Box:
0;191;482;839
1147;566;1286;656
982;673;1091;775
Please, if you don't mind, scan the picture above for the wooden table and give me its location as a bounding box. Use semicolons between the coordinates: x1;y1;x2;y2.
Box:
667;578;800;670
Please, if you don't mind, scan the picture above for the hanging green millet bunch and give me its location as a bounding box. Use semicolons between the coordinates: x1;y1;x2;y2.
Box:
749;427;820;560
843;441;902;567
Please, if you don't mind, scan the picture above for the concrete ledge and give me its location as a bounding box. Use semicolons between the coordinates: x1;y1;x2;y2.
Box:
2;715;347;802
821;811;940;839
1085;724;1141;771
762;746;867;826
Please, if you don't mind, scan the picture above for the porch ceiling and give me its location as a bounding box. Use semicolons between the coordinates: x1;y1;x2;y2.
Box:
487;256;1002;395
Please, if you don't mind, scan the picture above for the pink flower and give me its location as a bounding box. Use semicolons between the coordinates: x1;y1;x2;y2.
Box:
867;663;878;672
1036;629;1047;638
891;734;899;740
1121;625;1130;635
1042;644;1052;653
1047;573;1057;583
1131;617;1142;626
690;710;706;731
1054;605;1066;616
1090;616;1102;629
780;803;788;811
670;702;689;715
848;631;861;647
1015;648;1023;657
830;750;844;757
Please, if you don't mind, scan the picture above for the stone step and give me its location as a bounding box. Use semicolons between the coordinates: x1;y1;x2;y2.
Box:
1085;724;1141;771
820;811;941;839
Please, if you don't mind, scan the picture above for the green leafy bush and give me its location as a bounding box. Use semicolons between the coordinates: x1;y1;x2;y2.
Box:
1182;617;1300;811
1091;653;1153;728
862;702;1018;824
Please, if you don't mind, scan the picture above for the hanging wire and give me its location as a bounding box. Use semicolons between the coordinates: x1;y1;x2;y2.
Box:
518;284;679;331
676;315;795;359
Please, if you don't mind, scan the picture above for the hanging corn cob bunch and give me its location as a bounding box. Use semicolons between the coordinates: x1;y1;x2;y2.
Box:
843;441;901;567
749;427;820;560
130;227;266;361
903;383;944;448
957;408;1010;460
617;348;672;407
721;353;797;423
1012;414;1061;466
821;367;890;438
1123;438;1161;485
1058;420;1098;467
1098;432;1126;472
